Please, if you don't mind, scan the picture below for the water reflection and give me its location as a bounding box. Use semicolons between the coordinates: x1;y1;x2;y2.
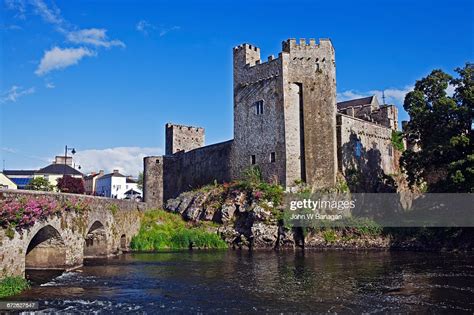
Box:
6;250;474;313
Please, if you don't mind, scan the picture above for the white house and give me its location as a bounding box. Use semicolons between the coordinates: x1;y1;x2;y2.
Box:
95;170;141;199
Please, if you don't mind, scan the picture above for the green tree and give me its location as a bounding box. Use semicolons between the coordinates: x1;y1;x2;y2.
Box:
26;177;54;191
401;64;473;192
137;172;143;190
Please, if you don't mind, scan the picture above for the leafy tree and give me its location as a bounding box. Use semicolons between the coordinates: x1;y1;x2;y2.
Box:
137;172;143;190
391;130;405;151
401;64;473;192
26;177;54;191
57;175;85;194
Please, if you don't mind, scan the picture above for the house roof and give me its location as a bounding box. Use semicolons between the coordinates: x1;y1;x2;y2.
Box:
337;96;376;110
126;178;137;184
100;171;126;179
36;163;83;176
3;170;36;176
124;188;142;195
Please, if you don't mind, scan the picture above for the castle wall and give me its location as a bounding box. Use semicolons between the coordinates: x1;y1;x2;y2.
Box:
282;38;337;189
337;114;396;175
165;123;205;155
232;45;287;185
163;140;233;202
143;156;163;207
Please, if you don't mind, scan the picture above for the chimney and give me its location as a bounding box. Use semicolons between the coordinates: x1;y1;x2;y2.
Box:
113;169;119;174
99;170;104;175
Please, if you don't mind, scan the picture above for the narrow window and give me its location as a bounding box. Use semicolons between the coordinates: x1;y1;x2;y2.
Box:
388;145;393;157
251;155;256;165
255;100;264;115
270;152;276;163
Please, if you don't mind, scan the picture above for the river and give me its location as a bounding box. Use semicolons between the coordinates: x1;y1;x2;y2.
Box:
4;250;474;313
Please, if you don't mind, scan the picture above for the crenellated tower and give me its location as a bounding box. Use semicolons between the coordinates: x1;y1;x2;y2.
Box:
232;38;337;189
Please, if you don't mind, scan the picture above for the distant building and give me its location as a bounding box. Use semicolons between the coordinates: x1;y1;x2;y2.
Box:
95;170;141;199
35;163;83;188
0;172;17;189
2;170;35;189
124;177;142;200
3;156;83;190
84;170;105;195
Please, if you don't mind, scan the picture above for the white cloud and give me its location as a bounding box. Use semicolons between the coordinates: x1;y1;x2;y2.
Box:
45;81;55;88
159;25;180;37
74;147;162;176
35;46;96;76
446;83;456;97
136;20;153;35
30;0;64;26
136;20;180;37
337;85;413;105
4;0;26;19
67;28;125;48
1;24;22;30
1;85;35;103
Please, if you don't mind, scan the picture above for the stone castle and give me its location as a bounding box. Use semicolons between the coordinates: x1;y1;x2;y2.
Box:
144;38;399;206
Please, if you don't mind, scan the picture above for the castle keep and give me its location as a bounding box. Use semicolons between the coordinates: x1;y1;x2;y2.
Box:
144;39;399;206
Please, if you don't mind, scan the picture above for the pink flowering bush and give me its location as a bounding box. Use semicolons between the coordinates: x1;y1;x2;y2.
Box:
0;195;91;232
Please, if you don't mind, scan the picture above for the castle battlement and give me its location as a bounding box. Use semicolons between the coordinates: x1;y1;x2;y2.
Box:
282;38;333;52
165;122;204;132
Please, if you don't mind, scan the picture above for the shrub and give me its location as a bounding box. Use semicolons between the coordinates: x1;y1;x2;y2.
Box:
0;276;30;298
130;210;227;250
57;175;85;194
26;177;54;191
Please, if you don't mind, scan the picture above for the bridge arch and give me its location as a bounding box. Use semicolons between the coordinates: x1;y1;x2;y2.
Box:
25;225;67;270
84;220;108;258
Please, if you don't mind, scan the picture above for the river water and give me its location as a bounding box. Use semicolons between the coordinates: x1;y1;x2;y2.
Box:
5;250;474;313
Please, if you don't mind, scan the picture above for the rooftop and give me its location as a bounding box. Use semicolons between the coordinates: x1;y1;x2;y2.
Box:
3;169;36;176
337;95;377;110
36;164;83;176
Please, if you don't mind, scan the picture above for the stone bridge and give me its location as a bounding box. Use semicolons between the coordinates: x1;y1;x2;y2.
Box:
0;190;149;278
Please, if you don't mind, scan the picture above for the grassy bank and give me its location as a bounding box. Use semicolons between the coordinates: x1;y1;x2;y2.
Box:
0;276;29;298
130;210;227;250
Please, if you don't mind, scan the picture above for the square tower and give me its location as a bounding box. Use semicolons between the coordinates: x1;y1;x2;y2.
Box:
232;38;337;189
165;123;205;155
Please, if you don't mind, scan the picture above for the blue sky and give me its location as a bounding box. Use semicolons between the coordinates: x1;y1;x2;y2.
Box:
1;0;473;176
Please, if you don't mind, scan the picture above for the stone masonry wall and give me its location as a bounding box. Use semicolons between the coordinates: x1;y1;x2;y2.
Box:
337;114;396;175
165;123;205;155
282;38;338;189
162;140;233;203
0;190;146;278
232;44;286;185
